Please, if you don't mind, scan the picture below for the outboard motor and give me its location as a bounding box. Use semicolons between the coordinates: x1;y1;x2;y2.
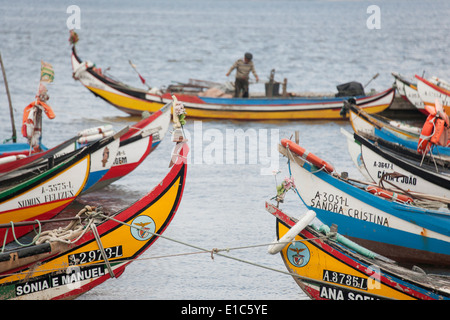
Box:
335;81;365;97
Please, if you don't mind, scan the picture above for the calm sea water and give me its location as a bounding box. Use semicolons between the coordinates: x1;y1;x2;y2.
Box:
0;0;449;301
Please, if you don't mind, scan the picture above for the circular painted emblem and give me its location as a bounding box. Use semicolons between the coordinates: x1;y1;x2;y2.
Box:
356;153;364;168
130;215;155;241
286;242;310;267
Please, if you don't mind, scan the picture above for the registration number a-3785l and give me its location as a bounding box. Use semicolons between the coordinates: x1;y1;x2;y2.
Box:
68;246;123;265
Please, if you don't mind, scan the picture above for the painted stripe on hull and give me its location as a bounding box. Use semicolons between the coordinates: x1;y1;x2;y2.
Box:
287;154;450;266
86;86;163;114
0;144;188;299
0;157;90;243
416;75;450;114
72;48;394;119
274;217;449;300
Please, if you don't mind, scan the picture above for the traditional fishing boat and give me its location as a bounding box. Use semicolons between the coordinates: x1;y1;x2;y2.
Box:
0;136;79;174
70;36;395;120
82;102;171;192
1;129;124;194
266;202;450;300
0;142;47;161
341;129;450;198
0;132;123;245
1;102;170;197
391;72;426;114
345;99;450;157
0;138;188;299
278;138;450;267
0;99;188;299
416;75;450;115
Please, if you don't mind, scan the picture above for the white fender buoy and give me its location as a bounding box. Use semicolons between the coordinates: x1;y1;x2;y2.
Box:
77;130;114;144
268;210;316;255
78;125;113;137
0;154;26;165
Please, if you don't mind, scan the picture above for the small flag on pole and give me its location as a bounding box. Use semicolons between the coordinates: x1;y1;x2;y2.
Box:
138;73;146;85
129;60;147;86
40;61;54;83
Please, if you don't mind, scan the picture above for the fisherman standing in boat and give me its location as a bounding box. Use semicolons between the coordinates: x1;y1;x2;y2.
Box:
226;52;259;98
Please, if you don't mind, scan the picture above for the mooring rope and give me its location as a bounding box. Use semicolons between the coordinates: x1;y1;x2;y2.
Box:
0;208;328;282
33;205;103;245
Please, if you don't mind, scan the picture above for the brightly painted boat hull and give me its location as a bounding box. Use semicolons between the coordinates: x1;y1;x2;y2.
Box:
0;142;47;159
392;73;425;114
0;134;121;244
80;137;120;193
349;105;420;140
88;135;153;192
0;156;90;244
343;130;450;199
71;46;395;120
416;75;450;115
0;142;188;300
83;103;171;192
267;203;450;300
280;141;450;267
163;88;394;120
348;104;450;157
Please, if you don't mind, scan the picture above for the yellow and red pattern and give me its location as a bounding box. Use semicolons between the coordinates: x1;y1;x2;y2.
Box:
0;143;188;300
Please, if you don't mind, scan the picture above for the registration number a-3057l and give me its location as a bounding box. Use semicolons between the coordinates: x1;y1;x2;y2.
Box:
68;246;123;265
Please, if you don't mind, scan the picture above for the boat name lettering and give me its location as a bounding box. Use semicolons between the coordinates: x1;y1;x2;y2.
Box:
15;265;106;297
44;190;75;203
17;181;75;208
68;245;123;265
319;283;382;300
310;191;389;227
376;170;417;185
17;190;75;208
322;270;368;290
347;208;389;226
17;182;77;208
17;197;41;208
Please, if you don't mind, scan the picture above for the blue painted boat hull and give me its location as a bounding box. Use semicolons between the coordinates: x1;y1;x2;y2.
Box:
281;140;450;267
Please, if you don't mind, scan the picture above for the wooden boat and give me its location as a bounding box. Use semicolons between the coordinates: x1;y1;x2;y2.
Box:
1;129;124;193
346;99;450;158
0;142;47;161
0;137;188;299
82;102;171;192
266;202;450;300
278;138;450;267
1;102;170;196
0;133;123;245
341;129;450;199
0;136;79;174
391;72;426;114
416;75;450;115
71;44;395;120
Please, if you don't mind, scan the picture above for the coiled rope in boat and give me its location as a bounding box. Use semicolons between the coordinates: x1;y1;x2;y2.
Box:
34;205;105;245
